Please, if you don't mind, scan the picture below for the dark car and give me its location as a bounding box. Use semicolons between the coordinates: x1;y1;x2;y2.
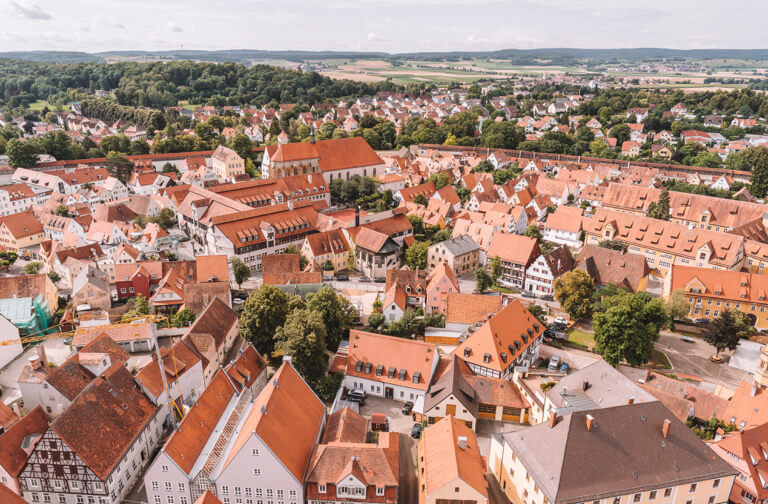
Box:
402;401;414;415
411;423;422;439
694;318;711;326
373;277;386;283
335;273;349;281
359;276;371;283
540;295;554;301
521;291;535;298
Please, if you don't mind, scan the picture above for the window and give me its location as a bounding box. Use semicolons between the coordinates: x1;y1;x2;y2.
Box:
178;483;185;493
376;487;385;496
181;499;188;504
235;488;242;496
223;487;230;495
708;498;715;504
168;498;175;504
59;498;66;504
252;449;260;456
288;490;296;499
152;481;160;491
713;479;720;488
253;469;261;476
690;484;697;492
649;491;656;500
634;495;641;503
664;489;672;497
318;485;326;494
162;465;169;472
165;482;172;492
155;498;162;504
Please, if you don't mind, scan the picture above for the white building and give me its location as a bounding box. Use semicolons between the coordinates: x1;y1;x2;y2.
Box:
523;246;575;297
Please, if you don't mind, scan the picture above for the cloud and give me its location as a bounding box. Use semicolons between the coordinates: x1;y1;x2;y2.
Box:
167;21;184;32
366;32;385;42
9;0;52;20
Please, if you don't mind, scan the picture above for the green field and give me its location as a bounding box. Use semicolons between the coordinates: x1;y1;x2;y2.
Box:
567;329;595;348
28;99;55;111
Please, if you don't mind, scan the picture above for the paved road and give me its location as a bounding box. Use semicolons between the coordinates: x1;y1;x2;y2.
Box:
398;434;418;504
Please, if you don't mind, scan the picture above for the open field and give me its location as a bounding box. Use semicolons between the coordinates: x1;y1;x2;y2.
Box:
28;99;55;111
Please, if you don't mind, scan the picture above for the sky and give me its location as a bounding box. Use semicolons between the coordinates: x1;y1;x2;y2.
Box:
1;0;767;54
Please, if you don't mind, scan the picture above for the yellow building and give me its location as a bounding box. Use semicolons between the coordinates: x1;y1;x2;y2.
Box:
490;402;736;504
211;145;245;180
582;208;744;277
301;229;350;272
0;210;45;258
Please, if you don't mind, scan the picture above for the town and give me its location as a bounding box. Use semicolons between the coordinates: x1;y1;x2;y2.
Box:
3;29;768;504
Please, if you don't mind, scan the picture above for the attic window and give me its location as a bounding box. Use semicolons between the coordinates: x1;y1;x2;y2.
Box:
398;369;407;380
515;341;521;350
483;353;491;364
364;363;372;374
533;323;540;332
500;352;507;363
463;348;471;358
355;361;363;372
508;344;516;356
521;333;528;344
413;371;421;384
388;367;396;379
376;365;384;376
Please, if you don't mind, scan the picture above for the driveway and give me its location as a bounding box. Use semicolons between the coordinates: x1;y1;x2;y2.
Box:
358;395;416;435
487;473;512;504
656;331;749;389
398;433;418;504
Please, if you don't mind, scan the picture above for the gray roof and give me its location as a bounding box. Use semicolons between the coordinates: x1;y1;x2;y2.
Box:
434;235;480;257
547;360;657;415
424;354;477;416
502;402;737;504
72;265;109;296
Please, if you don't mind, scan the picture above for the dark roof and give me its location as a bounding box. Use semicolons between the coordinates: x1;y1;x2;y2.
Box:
541;245;575;278
502;402;737;504
0;407;48;478
576;245;650;292
45;360;95;401
184;297;238;354
437;235;480;256
425;354;477;417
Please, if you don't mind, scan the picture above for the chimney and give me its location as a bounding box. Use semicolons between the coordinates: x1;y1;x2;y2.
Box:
37;345;48;367
287;200;294;211
752;383;759;397
582;380;589;391
457;436;468;450
355;205;361;227
626;397;634;405
662;419;671;439
586;414;595;432
28;355;42;370
549;414;558;428
308;174;312;184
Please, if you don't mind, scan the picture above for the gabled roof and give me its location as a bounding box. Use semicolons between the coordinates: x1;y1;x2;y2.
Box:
221;361;325;481
486;232;539;266
184;297;238;354
712;422;768;500
576;245;650;292
0;406;48;477
425;354;477;416
418;416;487;499
271;137;383;172
453;299;544;372
322;407;368;444
444;293;503;325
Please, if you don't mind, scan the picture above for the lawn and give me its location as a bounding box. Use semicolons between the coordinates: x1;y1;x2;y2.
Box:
649;349;672;370
567;329;595;348
28;99;54;111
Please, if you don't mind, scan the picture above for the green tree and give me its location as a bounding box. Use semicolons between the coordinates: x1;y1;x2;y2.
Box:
367;312;385;330
703;309;754;359
743;146;768;197
229;257;250;288
276;309;328;385
171;307;196;327
489;256;503;286
306;286;357;351
593;292;668;366
554;270;595;320
47;271;61;284
239;285;292;357
313;373;344;402
123;294;150;320
665;289;690;322
413;194;429;206
283;245;308;269
6;138;39;168
610;124;631;145
55;205;71;217
527;304;547;325
24;262;43;275
387;308;421;338
474;267;493;293
427;172;451;189
524;224;543;242
588;138;612;157
148;207;176;230
647;188;670;220
104;153;134;184
405;241;429;270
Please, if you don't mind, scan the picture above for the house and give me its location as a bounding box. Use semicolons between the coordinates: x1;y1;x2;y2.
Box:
451;219;496;264
711;421;768;504
0;483;26;503
349;228;401;279
576;245;650;293
418;416;488;504
343;330;439;409
663;266;768;331
454;299;544;379
72;320;157;353
0;210;45;258
0;313;21;370
302;229;350;272
181;297;242;385
261;253;322;286
541;206;583;247
211;145;245;180
143;359;325;504
261;137;385;183
305;408;399;504
0;183;50;216
651;144;673;159
0;274;57;336
211;173;331;208
71;264;111;312
621;141;641;157
523;245;574;297
394;182;437;204
425;262;459;314
427;235;479;275
485;233;540;289
489;402;736;504
625;370;727;422
710;174;733;191
0;407;48;496
19;365;163;504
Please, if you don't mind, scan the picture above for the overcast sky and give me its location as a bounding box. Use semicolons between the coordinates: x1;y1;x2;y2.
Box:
1;0;767;53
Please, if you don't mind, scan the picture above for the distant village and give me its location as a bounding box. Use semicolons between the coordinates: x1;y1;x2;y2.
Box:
1;76;768;504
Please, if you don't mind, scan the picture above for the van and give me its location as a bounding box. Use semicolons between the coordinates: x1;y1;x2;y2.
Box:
348;389;367;401
548;355;561;372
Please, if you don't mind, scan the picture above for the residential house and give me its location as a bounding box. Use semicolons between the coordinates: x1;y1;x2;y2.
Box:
0;407;48;496
621;141;641;157
211;145;245;180
302;229;350;272
72;320;157;353
0;183;50;216
71;264;111;312
343;330;439;409
0;274;57;336
417;416;488;504
576;245;651;293
523;245;574;296
485;233;540;289
0;314;21;370
489;402;735;504
541;206;583;247
427;235;479;275
711;421;768;504
454;299;544;379
261;254;322;286
182;297;242;385
394;182;437;204
425;262;459;314
0;210;45;258
348;228;401;279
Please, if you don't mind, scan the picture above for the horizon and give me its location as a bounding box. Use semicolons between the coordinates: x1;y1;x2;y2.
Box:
2;0;768;53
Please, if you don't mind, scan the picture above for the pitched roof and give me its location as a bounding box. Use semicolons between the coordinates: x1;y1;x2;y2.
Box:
712;422;768;500
221;361;325;481
719;381;768;429
304;229;350;257
184;297;238;354
576;245;650;292
271;137;383;173
503;402;736;504
444;293;503;325
0;406;48;477
668;265;768;307
425;354;477;416
49;365;158;480
418;416;487;499
0;210;42;239
539;245;575;278
435;235;480;256
486;232;539;265
72;320;153;348
322;407;368;444
194;491;224;504
135;338;202;398
636;371;727;421
453;299;544;373
544;207;583;234
346;330;438;391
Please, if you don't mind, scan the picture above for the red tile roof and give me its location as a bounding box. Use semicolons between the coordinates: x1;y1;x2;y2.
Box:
0;407;48;478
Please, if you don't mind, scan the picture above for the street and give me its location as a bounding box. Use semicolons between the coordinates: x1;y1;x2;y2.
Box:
657;330;749;389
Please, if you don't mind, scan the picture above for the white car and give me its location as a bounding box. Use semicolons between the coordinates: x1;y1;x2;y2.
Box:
554;316;568;325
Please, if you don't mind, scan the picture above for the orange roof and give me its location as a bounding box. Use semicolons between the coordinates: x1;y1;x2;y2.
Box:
720;381;768;429
418;416;487;501
322;407;368;444
0;483;26;504
544;206;583;234
486;232;539;265
453;299;544;373
72;321;153;348
444;293;503;324
272;137;383;173
221;361;325;481
0;210;43;239
164;371;237;474
346;330;438;391
668;265;768;306
135;339;202;397
194;491;223;504
0;406;48;477
712;421;768;500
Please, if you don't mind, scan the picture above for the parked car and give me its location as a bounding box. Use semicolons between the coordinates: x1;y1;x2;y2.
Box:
322;275;334;282
681;336;696;343
540;294;554;301
554;316;568;325
373;277;385;283
347;389;366;405
560;362;570;374
521;291;535;298
335;273;349;281
694;318;711;326
359;276;371;283
411;423;422;439
402;401;414;415
548;355;561;372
